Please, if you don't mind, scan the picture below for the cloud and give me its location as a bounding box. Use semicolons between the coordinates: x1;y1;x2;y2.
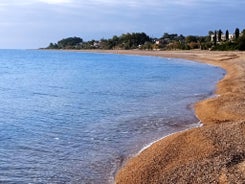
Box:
78;0;164;9
0;0;73;7
170;0;197;6
0;0;244;49
38;0;73;4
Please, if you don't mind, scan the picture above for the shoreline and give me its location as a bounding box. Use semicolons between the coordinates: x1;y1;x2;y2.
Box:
44;49;245;183
111;50;245;183
137;121;203;156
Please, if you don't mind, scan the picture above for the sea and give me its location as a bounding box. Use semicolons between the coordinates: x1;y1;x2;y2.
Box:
0;50;224;183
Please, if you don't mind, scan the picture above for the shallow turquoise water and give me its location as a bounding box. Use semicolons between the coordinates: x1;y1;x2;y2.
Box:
0;50;224;183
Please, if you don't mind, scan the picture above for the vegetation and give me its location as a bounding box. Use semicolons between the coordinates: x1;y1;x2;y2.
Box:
225;30;229;41
47;37;83;49
235;28;240;40
212;29;245;51
45;28;245;51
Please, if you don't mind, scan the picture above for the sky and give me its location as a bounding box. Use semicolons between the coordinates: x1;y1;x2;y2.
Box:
0;0;244;49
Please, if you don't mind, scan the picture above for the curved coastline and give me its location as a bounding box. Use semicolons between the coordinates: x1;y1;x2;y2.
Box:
107;50;245;183
50;49;245;183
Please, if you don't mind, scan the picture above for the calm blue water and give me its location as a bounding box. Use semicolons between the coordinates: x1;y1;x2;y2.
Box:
0;50;224;183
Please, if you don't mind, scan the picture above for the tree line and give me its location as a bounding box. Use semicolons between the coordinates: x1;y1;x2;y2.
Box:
209;28;245;51
45;28;245;51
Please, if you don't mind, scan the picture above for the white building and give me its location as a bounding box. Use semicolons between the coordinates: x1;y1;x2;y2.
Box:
229;34;234;40
210;33;235;42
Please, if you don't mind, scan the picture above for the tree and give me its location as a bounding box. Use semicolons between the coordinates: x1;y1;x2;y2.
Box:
208;31;214;42
47;43;58;49
218;29;223;42
185;35;198;43
242;29;245;35
213;31;217;45
162;33;178;40
208;30;214;36
225;30;229;41
235;28;240;40
238;30;245;50
57;37;83;49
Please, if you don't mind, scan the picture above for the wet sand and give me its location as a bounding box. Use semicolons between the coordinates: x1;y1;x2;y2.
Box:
91;50;245;183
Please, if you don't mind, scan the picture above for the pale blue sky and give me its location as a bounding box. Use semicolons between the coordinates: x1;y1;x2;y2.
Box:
0;0;244;49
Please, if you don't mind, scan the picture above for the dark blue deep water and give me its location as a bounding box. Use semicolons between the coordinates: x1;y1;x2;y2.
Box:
0;50;224;183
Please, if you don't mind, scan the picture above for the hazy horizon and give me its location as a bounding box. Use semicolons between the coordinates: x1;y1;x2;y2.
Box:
0;0;244;49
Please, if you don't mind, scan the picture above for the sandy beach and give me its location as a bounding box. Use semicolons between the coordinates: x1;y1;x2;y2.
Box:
82;50;245;183
63;49;245;183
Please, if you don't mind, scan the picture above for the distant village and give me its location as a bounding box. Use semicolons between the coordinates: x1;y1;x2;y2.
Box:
45;28;245;51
